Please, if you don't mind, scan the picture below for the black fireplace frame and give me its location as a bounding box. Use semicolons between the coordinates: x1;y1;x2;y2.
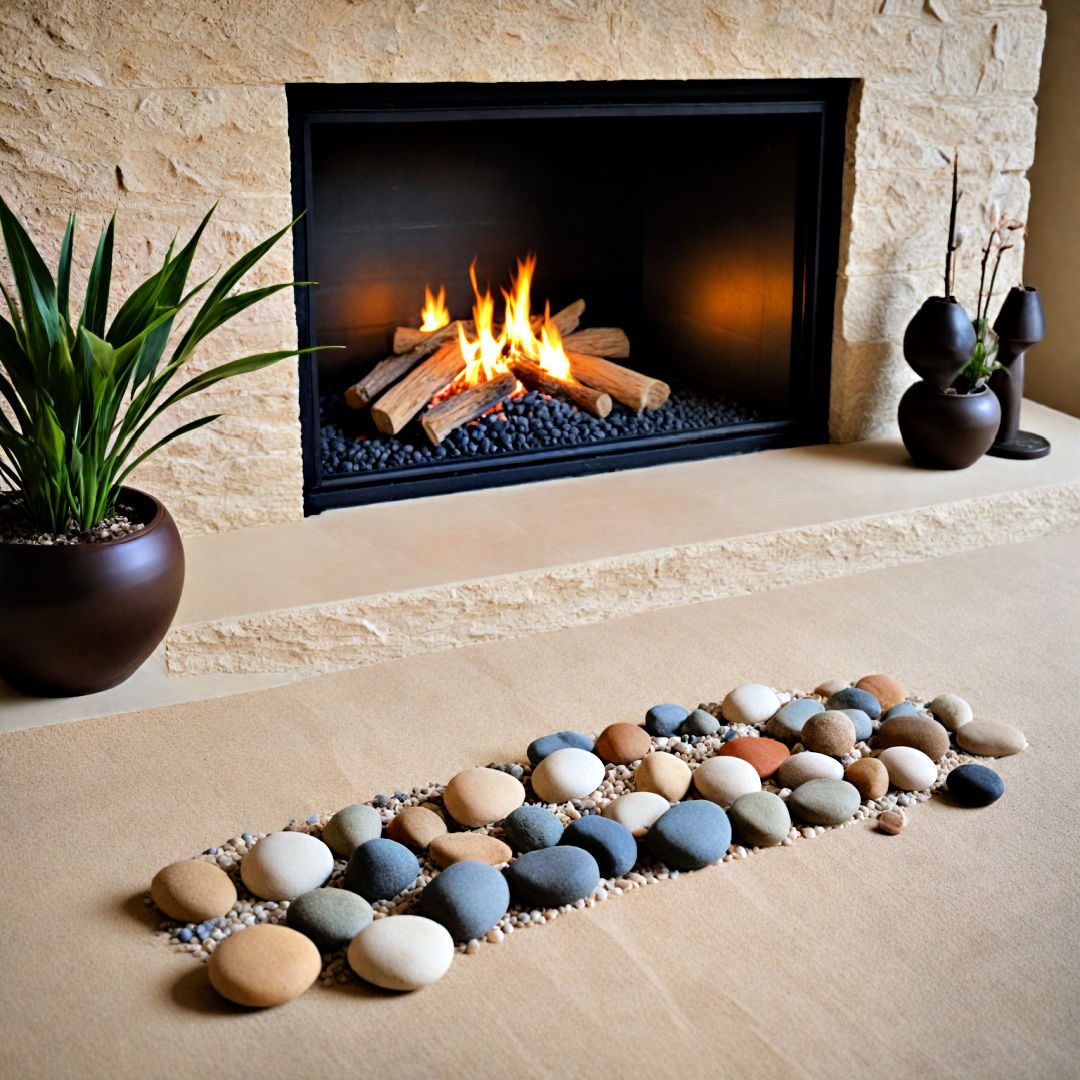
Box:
289;79;849;514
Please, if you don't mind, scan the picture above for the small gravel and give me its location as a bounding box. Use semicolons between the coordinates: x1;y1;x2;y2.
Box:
0;505;145;545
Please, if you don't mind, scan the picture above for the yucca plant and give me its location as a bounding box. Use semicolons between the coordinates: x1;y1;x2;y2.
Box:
0;198;328;534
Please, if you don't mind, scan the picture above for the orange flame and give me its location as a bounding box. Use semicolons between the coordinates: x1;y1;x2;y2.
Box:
420;283;450;331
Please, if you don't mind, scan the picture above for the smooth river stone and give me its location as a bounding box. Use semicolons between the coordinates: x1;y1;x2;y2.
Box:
717;736;789;778
884;701;923;721
855;674;905;711
429;832;512;869
955;719;1027;757
647;800;732;869
680;708;720;736
347;915;454;991
530;747;606;804
929;693;973;731
800;711;857;757
560;815;637;877
840;708;873;743
728;790;791;847
826;687;881;720
814;678;849;698
502;805;564;852
527;730;594;766
151;859;237;923
844;756;889;800
322;804;382;858
286;887;373;952
386;806;447;851
344;838;419;902
645;704;689;737
878;746;938;791
208;924;321;1008
602;791;670;836
692;756;761;808
946;763;1005;807
594;722;652;765
787;779;861;826
776;751;844;789
633;751;692;801
240;832;334;901
442;767;526;827
417;860;509;942
721;684;781;726
876;715;951;761
766;697;825;740
504;846;600;906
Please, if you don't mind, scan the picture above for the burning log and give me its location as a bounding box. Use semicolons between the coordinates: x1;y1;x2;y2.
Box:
392;300;585;355
346;321;464;410
509;357;612;419
421;371;518;445
560;327;630;359
370;341;467;435
566;351;670;412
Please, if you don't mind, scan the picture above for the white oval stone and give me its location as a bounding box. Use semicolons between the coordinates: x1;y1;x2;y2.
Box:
721;684;781;726
776;751;844;789
878;746;938;791
240;832;334;901
348;915;454;991
530;747;606;804
692;756;761;808
602;791;670;836
929;693;973;731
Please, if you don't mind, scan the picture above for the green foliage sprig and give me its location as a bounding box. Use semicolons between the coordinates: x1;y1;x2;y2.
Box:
0;200;332;532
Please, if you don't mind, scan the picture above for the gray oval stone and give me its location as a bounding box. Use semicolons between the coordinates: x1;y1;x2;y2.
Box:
417;860;510;942
647;800;731;870
344;838;419;902
504;846;600;907
645;704;689;737
728;790;791;847
883;701;922;721
840;708;873;742
286;887;373;952
322;804;382;858
526;731;595;766
766;697;825;740
826;687;881;720
788;779;861;826
559;814;637;878
502;805;564;852
680;708;720;737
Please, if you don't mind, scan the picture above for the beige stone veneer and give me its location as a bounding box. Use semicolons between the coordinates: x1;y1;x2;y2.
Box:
0;1;1046;533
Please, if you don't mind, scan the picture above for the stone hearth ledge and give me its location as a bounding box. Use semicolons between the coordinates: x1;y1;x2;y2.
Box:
165;401;1080;677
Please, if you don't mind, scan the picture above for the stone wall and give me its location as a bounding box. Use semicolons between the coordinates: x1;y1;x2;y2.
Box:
0;0;1045;533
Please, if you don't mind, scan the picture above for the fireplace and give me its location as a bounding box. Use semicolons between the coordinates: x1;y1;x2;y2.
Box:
290;80;848;512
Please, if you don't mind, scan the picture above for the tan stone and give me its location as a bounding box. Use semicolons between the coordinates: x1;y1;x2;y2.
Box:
386;806;447;851
428;832;512;869
207;924;321;1008
150;859;237;923
801;711;857;757
633;752;692;802
594;723;651;765
878;809;906;836
845;757;890;801
876;715;951;761
955;719;1028;758
442;768;525;828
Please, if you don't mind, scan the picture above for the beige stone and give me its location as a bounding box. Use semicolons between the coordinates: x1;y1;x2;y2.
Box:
428;832;512;869
634;752;692;802
602;791;670;837
955;720;1028;758
150;859;236;923
386;806;447;851
441;768;525;828
207;924;321;1008
801;711;857;758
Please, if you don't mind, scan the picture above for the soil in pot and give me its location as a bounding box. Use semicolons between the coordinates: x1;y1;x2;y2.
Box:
897;381;1001;470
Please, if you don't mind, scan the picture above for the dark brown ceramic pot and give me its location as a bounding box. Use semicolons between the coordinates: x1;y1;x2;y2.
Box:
902;296;977;390
0;488;184;696
897;381;1001;470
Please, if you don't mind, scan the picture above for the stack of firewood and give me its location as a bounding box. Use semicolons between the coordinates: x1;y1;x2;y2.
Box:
344;300;671;445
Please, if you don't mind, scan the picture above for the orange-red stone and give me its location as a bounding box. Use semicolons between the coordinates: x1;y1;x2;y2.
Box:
855;674;905;711
594;722;652;765
717;737;789;778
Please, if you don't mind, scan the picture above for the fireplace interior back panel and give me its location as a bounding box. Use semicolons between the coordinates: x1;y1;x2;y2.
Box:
290;81;847;511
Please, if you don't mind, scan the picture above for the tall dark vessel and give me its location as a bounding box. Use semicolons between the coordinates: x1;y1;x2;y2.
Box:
987;286;1049;459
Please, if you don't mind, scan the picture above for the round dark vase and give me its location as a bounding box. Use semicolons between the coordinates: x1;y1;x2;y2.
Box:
902;296;977;390
0;488;184;696
897;382;1002;470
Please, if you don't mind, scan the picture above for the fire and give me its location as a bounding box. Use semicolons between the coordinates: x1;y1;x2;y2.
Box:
419;283;450;331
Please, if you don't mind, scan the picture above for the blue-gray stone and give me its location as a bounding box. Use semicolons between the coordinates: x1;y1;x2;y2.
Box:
884;701;922;721
946;763;1004;807
647;801;732;870
840;708;873;742
768;698;825;739
286;887;373;951
344;838;419;902
827;687;881;720
679;709;720;737
503;805;564;852
417;860;510;942
504;846;600;906
527;731;595;765
559;815;637;878
645;704;689;737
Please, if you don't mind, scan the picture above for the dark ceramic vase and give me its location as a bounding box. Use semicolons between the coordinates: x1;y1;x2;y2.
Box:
902;296;977;391
898;382;1001;470
0;488;184;696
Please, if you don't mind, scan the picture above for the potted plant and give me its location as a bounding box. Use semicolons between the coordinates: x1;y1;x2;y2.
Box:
897;154;1016;470
0;200;329;696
